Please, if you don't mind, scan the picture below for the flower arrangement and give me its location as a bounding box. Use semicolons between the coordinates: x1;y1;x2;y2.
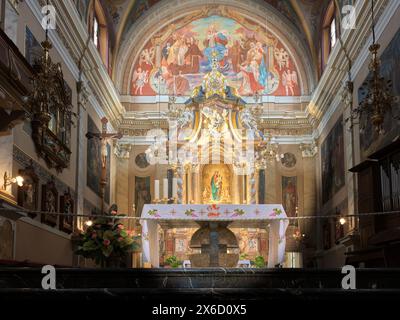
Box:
75;204;139;267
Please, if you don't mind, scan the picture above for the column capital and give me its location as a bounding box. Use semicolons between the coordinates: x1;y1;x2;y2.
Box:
114;142;131;159
299;141;318;158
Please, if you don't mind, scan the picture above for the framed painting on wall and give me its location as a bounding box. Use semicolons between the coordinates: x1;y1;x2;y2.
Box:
282;176;298;225
41;179;58;227
321;117;345;204
135;176;151;217
59;189;74;233
87;116;101;196
17;161;38;219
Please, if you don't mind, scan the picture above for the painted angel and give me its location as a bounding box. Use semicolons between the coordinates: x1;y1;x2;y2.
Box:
274;47;290;70
282;69;298;96
132;67;149;95
139;47;155;66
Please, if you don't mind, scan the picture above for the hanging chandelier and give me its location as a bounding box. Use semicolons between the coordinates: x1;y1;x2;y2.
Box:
346;0;398;134
255;132;282;170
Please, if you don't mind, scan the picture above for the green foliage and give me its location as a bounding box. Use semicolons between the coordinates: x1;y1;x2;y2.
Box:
252;255;266;268
165;255;181;268
75;206;139;267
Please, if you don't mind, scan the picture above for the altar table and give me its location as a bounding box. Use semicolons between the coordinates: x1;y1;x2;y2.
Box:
140;204;289;268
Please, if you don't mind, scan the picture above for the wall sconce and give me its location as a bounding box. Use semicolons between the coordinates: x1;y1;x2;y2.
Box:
339;217;347;225
85;220;93;227
2;172;24;190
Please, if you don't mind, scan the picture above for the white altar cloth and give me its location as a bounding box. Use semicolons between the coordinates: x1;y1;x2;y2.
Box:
140;204;289;268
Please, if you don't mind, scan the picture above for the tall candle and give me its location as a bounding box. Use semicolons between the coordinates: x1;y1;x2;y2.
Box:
163;178;168;199
154;180;160;200
172;178;178;198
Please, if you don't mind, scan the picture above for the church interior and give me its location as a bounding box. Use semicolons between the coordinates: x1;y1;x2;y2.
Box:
0;0;400;301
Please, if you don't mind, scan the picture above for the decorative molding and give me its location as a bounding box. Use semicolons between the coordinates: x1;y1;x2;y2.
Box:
117;134;314;146
12;145;76;197
120;95;311;105
299;141;318;158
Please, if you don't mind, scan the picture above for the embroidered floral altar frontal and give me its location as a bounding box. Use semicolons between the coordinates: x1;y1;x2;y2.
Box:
140;204;289;268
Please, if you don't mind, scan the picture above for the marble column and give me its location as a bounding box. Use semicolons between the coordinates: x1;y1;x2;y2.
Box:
250;171;256;204
193;168;201;204
266;161;277;204
176;165;183;204
233;173;240;204
187;166;192;204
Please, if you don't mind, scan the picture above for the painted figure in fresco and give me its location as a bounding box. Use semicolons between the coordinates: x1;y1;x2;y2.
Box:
211;171;222;201
184;37;203;73
282;69;298;96
132;67;149;95
172;71;189;96
139;47;155;66
274;47;290;70
203;24;229;70
228;38;246;73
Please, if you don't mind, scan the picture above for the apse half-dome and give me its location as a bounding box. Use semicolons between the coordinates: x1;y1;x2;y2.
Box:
116;1;316;98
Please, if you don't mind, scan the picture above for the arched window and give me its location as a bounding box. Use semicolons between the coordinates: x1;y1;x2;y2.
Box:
93;13;100;49
322;1;339;68
88;0;108;67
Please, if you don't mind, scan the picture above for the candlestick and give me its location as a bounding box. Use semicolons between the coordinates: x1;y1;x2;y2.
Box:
163;178;168;200
172;178;177;198
154;179;160;200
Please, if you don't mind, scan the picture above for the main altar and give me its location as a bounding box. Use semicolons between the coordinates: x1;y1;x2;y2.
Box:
141;56;290;268
141;204;288;268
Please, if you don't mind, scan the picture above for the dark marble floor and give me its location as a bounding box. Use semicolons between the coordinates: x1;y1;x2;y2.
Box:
1;268;400;301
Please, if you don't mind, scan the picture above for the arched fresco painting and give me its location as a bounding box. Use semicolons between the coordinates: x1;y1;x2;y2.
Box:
130;15;301;97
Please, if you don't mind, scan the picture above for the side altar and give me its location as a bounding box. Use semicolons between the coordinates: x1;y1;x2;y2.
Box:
141;204;288;268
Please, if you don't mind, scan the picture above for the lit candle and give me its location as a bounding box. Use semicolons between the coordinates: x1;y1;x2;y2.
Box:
163;178;168;199
172;178;178;198
154;180;160;200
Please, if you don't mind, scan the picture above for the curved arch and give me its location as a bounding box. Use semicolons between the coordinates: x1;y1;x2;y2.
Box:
115;0;317;97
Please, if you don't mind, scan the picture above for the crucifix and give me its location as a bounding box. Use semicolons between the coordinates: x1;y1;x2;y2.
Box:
86;117;122;213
